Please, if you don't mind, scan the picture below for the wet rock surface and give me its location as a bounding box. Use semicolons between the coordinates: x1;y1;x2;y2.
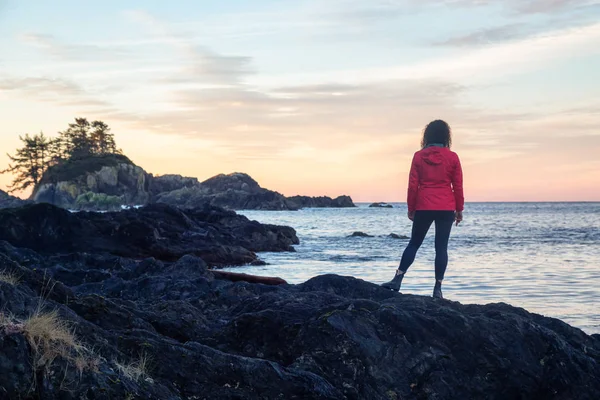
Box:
0;205;599;399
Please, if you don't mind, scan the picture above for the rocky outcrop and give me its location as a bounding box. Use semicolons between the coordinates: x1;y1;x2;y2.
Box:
389;233;409;239
156;172;354;211
155;173;356;211
32;154;150;210
148;174;200;198
1;236;599;399
369;202;393;208
31;158;355;211
0;189;30;209
0;202;298;267
349;231;373;237
288;195;356;209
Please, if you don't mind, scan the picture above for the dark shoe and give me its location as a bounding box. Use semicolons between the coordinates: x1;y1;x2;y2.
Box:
433;281;443;299
381;270;404;292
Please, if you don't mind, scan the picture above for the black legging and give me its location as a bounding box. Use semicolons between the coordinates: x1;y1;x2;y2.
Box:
399;210;455;281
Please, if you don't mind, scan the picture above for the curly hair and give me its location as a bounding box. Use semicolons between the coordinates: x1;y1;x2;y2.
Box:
421;120;452;148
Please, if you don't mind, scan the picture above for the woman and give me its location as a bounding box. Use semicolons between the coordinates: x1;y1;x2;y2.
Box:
382;120;464;299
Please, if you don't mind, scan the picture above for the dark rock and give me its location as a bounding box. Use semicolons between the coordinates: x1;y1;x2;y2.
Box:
0;202;298;267
155;172;297;211
389;233;409;239
213;270;288;285
369;202;393;208
1;236;599;399
349;231;373;237
0;189;30;209
148;174;200;197
156;172;356;211
288;195;356;208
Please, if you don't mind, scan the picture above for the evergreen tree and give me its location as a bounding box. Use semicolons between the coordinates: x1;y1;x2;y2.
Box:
1;133;51;193
60;117;92;158
2;117;123;194
90;120;118;154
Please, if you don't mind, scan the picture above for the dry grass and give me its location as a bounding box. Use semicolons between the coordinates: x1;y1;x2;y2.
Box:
0;270;20;285
115;353;151;382
21;308;92;373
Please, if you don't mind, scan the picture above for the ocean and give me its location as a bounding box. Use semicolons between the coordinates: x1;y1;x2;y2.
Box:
223;202;600;334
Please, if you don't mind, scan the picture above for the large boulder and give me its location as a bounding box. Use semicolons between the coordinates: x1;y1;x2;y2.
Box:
32;154;150;210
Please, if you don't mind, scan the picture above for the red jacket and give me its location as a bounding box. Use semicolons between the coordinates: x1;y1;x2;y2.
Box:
407;146;464;213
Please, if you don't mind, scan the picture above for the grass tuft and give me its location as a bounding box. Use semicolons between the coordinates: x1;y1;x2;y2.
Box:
0;269;21;285
115;353;151;382
22;309;87;368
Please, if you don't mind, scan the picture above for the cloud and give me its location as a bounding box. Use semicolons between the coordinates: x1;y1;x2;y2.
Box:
19;33;131;62
0;76;112;110
166;47;254;86
434;24;527;47
513;0;598;14
123;10;253;85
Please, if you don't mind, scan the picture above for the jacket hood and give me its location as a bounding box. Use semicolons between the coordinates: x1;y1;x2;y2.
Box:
422;146;446;165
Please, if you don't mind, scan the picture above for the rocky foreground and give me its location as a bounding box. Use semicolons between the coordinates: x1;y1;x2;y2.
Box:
0;205;599;399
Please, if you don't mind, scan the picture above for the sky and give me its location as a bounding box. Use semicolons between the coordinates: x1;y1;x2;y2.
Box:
1;0;599;202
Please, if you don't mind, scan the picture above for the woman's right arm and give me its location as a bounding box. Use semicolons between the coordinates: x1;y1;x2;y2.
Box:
452;154;464;224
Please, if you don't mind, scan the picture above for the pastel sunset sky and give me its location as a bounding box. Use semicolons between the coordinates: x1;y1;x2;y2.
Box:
1;0;599;202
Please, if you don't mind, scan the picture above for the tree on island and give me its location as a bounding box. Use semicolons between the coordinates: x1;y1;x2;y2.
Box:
1;117;121;193
0;133;51;192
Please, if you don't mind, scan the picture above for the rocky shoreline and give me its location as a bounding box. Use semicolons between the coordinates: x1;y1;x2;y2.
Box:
0;203;599;399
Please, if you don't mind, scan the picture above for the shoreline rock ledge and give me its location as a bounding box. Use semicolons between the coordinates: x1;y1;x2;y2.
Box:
0;202;298;267
0;204;598;399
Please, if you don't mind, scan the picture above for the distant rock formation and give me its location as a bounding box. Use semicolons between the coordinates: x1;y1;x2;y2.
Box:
369;202;393;208
32;154;150;210
30;156;355;211
155;172;356;211
0;189;30;209
148;174;200;197
389;233;409;239
288;195;355;209
349;231;373;237
154;173;296;210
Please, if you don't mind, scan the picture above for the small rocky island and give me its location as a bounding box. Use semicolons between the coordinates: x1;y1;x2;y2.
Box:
0;202;599;399
369;202;394;208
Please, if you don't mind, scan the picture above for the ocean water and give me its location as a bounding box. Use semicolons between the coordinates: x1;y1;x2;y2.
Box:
224;203;600;334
